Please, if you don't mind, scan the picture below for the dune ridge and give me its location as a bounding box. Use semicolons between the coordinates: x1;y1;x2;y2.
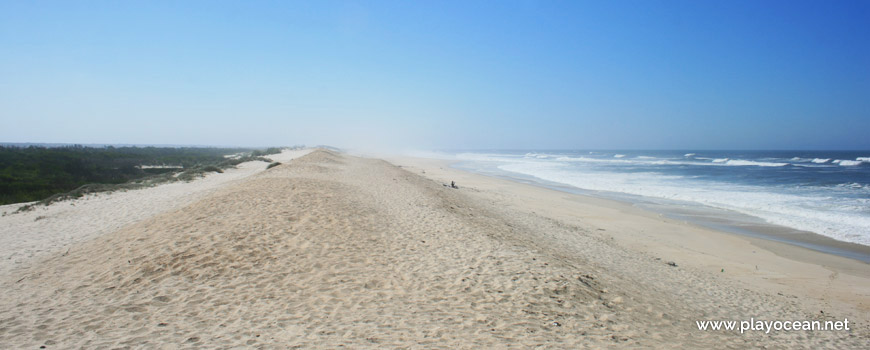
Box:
0;149;311;277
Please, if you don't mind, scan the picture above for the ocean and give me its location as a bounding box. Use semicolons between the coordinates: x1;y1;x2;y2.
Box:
440;150;870;254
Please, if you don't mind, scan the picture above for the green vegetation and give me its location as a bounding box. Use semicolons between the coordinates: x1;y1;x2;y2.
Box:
266;162;282;169
0;145;285;207
252;147;283;157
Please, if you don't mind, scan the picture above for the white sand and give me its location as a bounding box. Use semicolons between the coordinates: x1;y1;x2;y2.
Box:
0;150;866;348
0;149;310;277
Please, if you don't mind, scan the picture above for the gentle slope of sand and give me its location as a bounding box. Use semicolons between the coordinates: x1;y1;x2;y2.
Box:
0;149;310;277
384;155;870;320
0;150;866;348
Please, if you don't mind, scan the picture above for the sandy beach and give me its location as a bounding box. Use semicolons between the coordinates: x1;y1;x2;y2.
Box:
0;149;867;348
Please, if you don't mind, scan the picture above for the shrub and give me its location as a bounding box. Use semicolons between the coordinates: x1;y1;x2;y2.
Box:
201;166;223;173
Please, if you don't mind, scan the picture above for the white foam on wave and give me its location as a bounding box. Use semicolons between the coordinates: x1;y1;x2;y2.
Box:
838;160;862;166
684;153;696;157
793;163;831;168
459;152;863;170
556;156;600;162
553;156;686;166
684;157;789;167
555;156;634;164
725;160;788;167
838;182;870;191
524;153;552;159
496;161;870;245
552;155;791;168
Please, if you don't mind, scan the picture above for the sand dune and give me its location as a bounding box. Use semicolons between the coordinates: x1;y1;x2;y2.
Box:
0;150;866;348
0;149;310;277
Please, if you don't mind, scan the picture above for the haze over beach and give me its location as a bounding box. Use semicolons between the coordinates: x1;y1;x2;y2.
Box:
1;1;869;348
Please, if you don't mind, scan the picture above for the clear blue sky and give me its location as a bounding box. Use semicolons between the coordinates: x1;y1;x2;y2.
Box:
1;1;868;150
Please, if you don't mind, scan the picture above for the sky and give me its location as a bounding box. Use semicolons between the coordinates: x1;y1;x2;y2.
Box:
1;1;868;151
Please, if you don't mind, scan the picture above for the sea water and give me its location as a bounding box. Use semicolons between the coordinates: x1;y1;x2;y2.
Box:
439;150;870;249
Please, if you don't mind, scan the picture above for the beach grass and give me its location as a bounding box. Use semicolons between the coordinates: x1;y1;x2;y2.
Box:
5;146;288;211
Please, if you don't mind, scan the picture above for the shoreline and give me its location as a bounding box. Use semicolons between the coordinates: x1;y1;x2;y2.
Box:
448;160;870;264
382;155;870;318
